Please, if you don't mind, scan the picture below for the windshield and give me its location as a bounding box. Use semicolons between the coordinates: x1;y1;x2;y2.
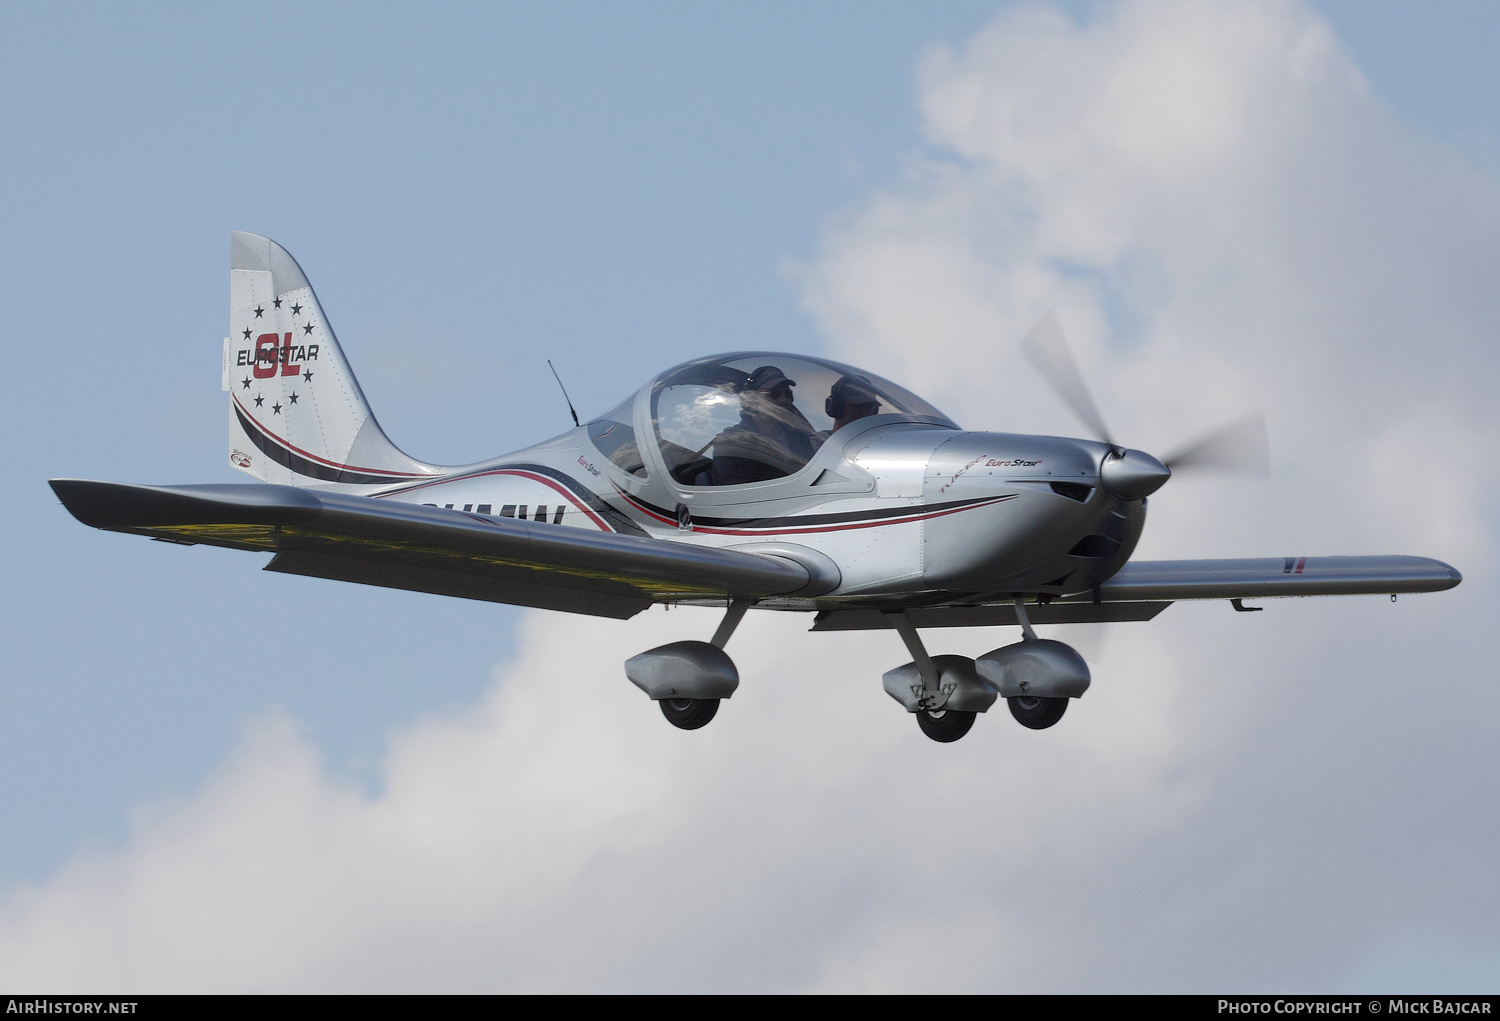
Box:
585;394;647;478
649;353;955;487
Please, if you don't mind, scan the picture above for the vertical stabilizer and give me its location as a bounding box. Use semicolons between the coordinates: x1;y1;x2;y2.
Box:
225;232;439;487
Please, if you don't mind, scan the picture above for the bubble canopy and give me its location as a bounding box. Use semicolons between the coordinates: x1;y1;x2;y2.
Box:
587;352;957;487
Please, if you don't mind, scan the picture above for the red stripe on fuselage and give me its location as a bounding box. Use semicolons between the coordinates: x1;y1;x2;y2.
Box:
613;489;1013;536
231;394;432;479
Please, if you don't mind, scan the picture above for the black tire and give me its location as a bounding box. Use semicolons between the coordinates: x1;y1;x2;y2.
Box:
916;709;976;743
1008;695;1068;730
659;697;720;730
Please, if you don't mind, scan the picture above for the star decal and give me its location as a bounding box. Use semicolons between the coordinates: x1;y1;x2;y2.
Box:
273;297;282;309
272;402;282;415
288;392;299;405
241;327;252;340
302;322;314;335
253;394;264;407
241;377;251;389
253;305;264;318
289;303;302;316
302;370;313;382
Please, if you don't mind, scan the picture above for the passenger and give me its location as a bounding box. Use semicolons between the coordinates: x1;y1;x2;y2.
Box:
825;374;883;433
709;365;820;485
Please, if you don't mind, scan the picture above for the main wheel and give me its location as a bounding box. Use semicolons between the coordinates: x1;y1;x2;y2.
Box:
916;708;976;743
1008;695;1068;730
659;697;720;730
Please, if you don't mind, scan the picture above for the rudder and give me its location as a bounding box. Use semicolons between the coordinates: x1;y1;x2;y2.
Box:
222;232;439;487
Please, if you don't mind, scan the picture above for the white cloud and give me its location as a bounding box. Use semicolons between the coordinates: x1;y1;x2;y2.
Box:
798;0;1499;566
0;608;1214;992
5;0;1498;991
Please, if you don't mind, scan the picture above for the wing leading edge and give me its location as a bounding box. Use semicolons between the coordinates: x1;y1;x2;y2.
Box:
49;479;816;619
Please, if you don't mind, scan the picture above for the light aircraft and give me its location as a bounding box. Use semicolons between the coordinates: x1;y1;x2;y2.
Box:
51;232;1461;742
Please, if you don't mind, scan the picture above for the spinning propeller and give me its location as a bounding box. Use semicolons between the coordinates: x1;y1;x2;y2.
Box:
1020;310;1269;501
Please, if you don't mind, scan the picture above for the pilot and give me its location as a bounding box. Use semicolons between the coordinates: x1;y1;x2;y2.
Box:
825;373;882;433
709;365;821;485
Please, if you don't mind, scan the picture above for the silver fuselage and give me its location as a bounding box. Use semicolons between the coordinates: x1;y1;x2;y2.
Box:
347;414;1142;609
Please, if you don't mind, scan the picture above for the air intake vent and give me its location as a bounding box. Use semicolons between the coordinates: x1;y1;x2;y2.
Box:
1050;481;1092;502
1068;534;1121;558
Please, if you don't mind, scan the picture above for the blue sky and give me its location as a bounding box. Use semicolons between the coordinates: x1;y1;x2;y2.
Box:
1;0;1006;876
1;0;1497;992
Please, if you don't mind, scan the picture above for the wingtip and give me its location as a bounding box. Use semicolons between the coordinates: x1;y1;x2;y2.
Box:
48;479;323;530
48;478;109;525
48;477;95;501
1423;557;1463;589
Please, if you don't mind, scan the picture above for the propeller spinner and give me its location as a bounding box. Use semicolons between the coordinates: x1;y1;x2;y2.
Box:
1019;310;1268;501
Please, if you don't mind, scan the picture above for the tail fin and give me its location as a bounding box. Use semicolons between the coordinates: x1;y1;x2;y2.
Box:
222;232;440;487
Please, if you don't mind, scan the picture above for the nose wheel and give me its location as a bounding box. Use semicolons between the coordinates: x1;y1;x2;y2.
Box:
916;709;976;743
660;697;720;730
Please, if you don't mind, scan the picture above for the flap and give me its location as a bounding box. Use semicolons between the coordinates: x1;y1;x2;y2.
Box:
811;601;1171;631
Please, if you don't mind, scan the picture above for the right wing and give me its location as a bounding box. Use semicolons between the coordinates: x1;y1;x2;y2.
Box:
1090;556;1461;601
49;479;818;620
810;555;1459;631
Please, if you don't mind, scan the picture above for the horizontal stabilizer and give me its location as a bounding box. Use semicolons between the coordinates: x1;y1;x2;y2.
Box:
49;479;814;617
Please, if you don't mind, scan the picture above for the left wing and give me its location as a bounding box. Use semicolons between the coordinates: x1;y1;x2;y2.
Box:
49;479;819;619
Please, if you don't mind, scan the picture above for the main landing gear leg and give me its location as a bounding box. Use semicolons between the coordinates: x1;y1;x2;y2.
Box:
1005;597;1068;730
892;611;975;743
710;599;752;650
658;599;752;731
1013;596;1038;641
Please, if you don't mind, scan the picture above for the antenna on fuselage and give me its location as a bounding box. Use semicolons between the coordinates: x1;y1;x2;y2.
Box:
547;359;581;428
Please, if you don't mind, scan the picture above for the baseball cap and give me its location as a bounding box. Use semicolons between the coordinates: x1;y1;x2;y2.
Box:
742;365;796;392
